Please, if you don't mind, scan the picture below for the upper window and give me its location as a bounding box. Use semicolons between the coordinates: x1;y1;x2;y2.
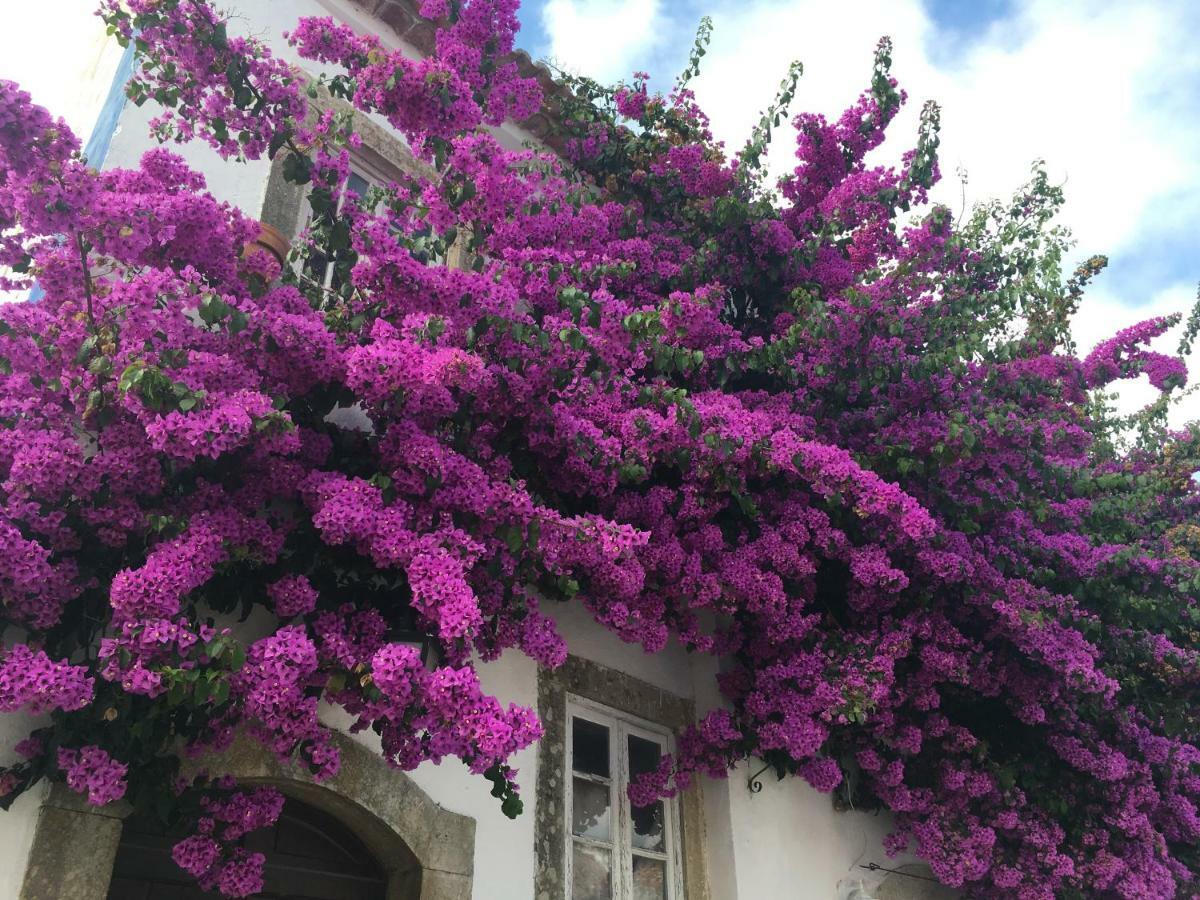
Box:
567;697;683;900
298;156;390;292
296;151;450;291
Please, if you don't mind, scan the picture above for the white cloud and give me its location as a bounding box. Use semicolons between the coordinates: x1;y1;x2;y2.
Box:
0;1;123;143
542;0;1198;286
1073;281;1200;429
543;0;1200;424
541;0;668;83
920;0;1199;263
677;0;1200;266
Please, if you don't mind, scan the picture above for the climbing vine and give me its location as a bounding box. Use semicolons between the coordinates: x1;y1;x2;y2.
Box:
0;1;1197;896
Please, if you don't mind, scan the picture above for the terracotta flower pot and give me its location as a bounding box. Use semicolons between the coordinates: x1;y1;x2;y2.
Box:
244;222;290;266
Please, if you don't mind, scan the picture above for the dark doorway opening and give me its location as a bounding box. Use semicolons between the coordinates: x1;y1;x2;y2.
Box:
107;795;390;900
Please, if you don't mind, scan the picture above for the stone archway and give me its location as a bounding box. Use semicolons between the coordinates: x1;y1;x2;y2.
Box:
18;733;475;900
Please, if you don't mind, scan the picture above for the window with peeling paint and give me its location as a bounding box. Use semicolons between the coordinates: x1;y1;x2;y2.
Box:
566;696;684;900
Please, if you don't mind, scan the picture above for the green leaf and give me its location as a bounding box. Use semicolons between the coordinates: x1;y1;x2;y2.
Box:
210;679;230;706
282;152;313;185
117;361;145;394
227;644;246;672
86;355;113;377
502;526;523;555
268;129;293;160
75;335;99;364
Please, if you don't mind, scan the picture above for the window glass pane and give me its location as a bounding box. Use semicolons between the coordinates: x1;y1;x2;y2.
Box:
628;734;666;851
632;855;667;900
629;734;662;777
303;248;329;284
572;842;612;900
572;776;611;842
573;717;610;779
630;799;665;852
346;171;371;197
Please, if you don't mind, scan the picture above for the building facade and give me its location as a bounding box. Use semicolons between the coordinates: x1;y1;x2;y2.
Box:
0;3;953;898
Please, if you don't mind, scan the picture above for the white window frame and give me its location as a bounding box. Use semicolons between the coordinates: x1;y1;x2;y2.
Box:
565;694;686;900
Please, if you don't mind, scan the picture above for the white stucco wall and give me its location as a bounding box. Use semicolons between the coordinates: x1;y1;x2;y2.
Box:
328;603;912;900
725;759;904;900
0;712;46;900
103;0;537;218
0;1;125;146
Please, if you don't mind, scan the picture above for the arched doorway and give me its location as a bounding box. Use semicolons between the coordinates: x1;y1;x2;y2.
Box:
19;732;475;900
106;795;391;900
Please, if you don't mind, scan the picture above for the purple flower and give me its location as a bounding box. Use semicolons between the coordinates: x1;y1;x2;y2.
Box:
57;746;128;806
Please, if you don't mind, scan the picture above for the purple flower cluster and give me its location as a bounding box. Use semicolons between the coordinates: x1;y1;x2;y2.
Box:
0;2;1197;897
0;645;94;714
235;626;339;779
171;782;283;897
57;746;128;806
267;574;319;619
1082;315;1189;392
100;0;306;160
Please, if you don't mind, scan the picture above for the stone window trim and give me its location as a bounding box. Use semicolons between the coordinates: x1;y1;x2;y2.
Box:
18;731;475;900
259;80;473;279
535;656;711;900
259;79;434;244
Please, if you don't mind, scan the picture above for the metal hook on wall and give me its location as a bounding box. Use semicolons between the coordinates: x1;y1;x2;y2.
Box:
747;762;773;793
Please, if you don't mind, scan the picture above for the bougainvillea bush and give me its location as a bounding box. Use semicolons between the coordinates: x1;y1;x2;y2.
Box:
1;0;1198;895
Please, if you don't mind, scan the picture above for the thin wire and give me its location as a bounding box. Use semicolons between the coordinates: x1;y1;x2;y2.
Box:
860;862;940;883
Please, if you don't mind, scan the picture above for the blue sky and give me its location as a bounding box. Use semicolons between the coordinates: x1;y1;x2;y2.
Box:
514;0;1200;421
